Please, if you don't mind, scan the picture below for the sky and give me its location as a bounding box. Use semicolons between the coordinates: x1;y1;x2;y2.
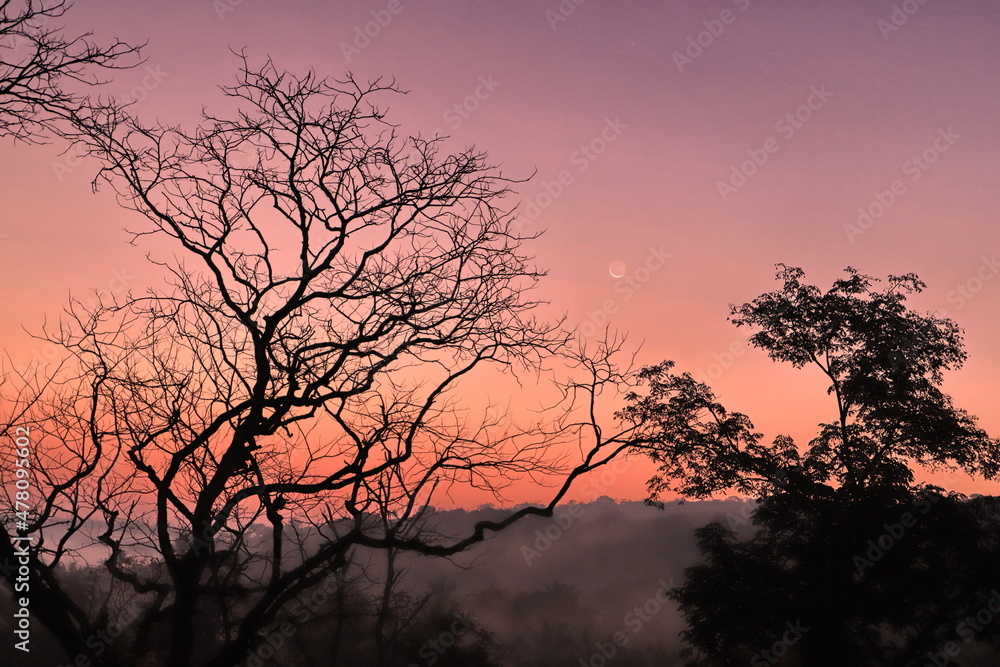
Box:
2;0;1000;504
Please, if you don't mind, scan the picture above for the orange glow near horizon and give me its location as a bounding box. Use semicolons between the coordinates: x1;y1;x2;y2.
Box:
4;0;1000;507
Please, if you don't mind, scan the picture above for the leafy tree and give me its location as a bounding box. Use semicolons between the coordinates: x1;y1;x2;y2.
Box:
623;265;1000;665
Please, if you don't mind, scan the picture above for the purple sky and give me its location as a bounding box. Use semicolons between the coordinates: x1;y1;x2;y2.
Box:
3;0;1000;501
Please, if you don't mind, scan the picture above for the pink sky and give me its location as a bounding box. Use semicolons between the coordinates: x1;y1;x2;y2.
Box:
3;0;1000;504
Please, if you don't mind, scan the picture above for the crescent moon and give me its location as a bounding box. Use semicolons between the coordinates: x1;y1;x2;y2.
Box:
609;261;627;279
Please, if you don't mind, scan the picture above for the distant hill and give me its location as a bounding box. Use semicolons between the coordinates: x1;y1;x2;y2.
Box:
0;498;759;666
377;497;761;664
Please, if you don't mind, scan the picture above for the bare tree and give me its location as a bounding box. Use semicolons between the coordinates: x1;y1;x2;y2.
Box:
1;57;644;667
0;0;141;142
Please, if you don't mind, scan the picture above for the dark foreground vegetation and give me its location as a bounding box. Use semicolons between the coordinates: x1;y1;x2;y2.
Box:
4;495;1000;666
3;3;1000;665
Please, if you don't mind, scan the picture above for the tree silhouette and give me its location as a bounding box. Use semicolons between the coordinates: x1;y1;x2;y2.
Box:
0;0;140;142
0;57;643;667
623;265;1000;665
